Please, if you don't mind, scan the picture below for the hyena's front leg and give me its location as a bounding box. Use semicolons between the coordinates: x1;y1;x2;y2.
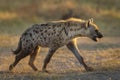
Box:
66;39;93;71
42;48;57;72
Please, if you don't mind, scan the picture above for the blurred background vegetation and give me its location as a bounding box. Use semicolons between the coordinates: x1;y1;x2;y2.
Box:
0;0;120;36
0;1;120;77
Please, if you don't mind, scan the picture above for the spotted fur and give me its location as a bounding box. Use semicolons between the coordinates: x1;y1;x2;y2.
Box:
9;18;103;72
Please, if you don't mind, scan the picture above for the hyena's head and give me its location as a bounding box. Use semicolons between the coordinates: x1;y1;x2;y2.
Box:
83;18;103;42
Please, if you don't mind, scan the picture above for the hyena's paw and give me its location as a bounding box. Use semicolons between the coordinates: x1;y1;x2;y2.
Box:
85;67;94;71
42;69;49;73
32;67;38;71
9;64;14;71
29;64;38;71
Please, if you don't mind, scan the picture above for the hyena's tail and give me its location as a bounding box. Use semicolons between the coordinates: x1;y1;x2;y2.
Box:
11;40;22;55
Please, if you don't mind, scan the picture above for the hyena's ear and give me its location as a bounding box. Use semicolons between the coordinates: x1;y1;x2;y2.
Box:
87;18;93;27
89;18;93;22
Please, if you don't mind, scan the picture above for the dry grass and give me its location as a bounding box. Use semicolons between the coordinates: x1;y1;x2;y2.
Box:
0;36;120;80
0;0;120;79
0;11;17;20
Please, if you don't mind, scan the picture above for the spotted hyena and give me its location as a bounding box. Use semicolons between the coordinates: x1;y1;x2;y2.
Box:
9;18;103;72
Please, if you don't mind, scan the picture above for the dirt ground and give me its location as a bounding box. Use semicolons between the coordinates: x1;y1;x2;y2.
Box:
0;37;120;80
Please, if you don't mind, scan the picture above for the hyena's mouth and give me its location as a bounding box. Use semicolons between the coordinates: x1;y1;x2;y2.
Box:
92;35;103;42
92;36;98;42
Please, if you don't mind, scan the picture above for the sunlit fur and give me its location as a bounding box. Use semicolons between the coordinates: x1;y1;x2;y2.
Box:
9;18;103;72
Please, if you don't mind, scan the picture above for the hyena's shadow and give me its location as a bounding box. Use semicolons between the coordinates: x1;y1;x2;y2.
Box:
0;71;12;74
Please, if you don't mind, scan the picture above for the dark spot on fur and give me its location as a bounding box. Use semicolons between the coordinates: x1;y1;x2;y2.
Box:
41;24;45;26
70;28;73;31
54;32;56;34
39;29;43;32
44;37;46;40
31;44;33;47
28;46;31;50
57;34;59;36
53;24;56;28
23;38;25;41
41;33;43;35
44;30;47;33
51;33;54;35
29;33;32;37
53;29;56;34
53;29;56;32
67;22;71;26
41;23;48;26
74;28;77;31
48;33;50;36
48;27;51;29
26;40;28;42
35;27;39;30
65;22;70;26
33;30;39;33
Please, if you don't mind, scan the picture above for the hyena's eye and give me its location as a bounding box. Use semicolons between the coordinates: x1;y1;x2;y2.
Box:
95;30;98;33
94;30;99;35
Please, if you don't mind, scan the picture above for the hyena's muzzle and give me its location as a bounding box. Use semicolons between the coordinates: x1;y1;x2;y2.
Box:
92;30;103;41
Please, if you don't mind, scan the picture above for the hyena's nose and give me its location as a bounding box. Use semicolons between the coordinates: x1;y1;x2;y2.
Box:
98;33;103;38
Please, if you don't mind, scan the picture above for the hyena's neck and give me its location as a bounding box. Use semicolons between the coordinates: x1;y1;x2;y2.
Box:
65;21;86;39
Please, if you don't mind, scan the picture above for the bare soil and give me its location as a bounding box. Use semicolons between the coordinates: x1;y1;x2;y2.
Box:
0;37;120;80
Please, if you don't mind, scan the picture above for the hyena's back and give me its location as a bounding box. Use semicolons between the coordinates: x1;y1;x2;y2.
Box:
20;23;67;52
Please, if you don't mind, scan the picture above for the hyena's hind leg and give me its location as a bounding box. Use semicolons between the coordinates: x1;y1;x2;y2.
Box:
28;46;40;71
9;50;30;71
